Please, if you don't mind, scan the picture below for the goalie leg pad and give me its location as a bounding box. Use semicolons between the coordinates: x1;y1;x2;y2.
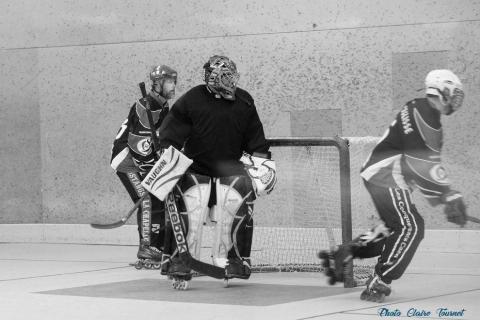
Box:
163;172;211;260
174;172;211;259
211;175;255;267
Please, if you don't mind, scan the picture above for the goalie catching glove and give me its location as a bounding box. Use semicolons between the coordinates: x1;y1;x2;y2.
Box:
441;190;467;227
141;146;193;201
240;152;277;197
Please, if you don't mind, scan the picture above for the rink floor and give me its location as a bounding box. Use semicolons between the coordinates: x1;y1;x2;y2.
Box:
0;243;479;320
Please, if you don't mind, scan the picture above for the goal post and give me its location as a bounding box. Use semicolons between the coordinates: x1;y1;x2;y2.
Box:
269;136;353;250
252;136;356;287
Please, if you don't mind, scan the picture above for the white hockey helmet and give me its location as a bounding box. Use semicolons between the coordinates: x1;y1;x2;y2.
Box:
425;69;464;114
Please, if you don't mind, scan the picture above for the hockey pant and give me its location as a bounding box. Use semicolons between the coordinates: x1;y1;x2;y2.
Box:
116;171;165;249
355;180;425;283
163;172;255;266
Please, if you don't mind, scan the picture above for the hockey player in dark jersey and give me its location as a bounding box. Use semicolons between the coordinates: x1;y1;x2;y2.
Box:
318;69;467;302
110;65;177;269
157;55;275;288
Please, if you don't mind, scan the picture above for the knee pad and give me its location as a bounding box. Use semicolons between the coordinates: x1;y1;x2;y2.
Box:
211;175;254;266
173;172;211;258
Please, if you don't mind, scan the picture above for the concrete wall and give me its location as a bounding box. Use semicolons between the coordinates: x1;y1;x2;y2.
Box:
1;0;479;229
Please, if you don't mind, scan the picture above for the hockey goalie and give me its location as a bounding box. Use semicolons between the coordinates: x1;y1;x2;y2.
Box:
143;55;276;290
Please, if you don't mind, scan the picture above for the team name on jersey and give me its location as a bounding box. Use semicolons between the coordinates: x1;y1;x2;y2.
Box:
400;105;414;134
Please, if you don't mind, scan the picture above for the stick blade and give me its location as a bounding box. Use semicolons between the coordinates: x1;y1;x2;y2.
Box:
467;215;480;224
90;220;126;229
189;258;226;279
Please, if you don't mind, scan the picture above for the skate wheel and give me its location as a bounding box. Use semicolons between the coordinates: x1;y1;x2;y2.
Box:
172;279;179;289
144;263;152;269
153;264;161;270
134;261;143;270
223;279;229;288
171;279;189;290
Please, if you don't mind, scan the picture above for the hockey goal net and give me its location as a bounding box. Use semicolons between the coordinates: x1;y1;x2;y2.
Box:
248;137;375;287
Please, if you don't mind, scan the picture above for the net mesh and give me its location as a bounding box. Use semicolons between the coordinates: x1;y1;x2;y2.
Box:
252;144;342;271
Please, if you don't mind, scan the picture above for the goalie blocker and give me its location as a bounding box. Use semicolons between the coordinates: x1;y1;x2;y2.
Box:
141;146;193;201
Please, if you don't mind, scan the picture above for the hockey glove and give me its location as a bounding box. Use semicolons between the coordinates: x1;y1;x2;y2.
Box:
441;190;467;227
240;152;277;197
141;146;192;201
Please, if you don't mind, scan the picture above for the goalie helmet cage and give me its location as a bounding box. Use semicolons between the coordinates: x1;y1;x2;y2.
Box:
249;136;363;288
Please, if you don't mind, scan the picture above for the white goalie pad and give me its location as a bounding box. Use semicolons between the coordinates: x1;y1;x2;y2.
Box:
181;178;211;259
141;146;193;201
211;178;244;267
240;153;277;197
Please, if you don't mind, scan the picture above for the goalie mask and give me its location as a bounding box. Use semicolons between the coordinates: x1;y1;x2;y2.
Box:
425;69;464;115
150;65;178;99
203;55;240;100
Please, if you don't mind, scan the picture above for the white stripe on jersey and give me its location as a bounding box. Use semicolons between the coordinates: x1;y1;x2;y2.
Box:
383;189;419;278
360;154;408;189
111;147;130;170
385;188;405;265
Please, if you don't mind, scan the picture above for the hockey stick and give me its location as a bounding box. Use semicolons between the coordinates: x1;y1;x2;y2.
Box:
467;215;480;224
90;195;145;229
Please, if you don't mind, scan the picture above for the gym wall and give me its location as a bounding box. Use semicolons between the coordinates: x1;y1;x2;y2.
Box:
1;0;479;229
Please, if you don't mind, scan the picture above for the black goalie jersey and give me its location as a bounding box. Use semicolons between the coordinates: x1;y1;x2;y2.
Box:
158;85;269;177
110;93;169;173
360;98;451;204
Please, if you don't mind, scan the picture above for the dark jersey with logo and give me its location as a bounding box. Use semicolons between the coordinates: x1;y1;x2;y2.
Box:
111;93;169;173
158;85;269;177
361;98;451;203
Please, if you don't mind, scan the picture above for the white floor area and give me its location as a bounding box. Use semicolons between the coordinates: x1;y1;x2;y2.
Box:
0;243;479;320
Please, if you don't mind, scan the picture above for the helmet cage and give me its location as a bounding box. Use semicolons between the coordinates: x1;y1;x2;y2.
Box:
203;56;239;100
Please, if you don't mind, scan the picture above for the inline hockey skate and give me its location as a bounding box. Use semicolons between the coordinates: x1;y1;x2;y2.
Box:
167;257;192;290
223;258;251;287
360;274;391;302
130;244;163;270
317;244;353;285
